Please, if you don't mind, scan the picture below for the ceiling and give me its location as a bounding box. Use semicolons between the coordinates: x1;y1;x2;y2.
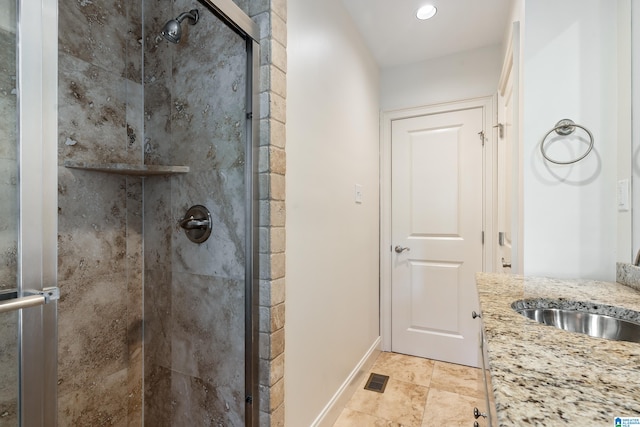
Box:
339;0;514;69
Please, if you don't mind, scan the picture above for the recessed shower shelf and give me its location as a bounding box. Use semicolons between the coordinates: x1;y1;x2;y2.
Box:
64;161;189;176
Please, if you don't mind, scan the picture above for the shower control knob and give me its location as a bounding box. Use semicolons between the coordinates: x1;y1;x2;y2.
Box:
179;205;212;244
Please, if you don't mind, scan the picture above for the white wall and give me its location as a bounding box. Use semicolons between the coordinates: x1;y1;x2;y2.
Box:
632;1;640;259
522;0;618;280
618;0;632;263
380;45;503;111
285;0;381;425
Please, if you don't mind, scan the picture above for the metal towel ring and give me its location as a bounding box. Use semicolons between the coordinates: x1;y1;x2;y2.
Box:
540;119;594;165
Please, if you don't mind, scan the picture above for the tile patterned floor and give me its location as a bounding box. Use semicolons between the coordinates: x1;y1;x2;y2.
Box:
333;352;485;427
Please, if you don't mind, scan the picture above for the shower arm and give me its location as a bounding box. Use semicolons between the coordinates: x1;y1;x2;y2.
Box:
176;10;199;25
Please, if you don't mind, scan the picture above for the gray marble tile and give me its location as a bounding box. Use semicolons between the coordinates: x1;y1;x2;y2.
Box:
141;2;172;167
167;26;247;171
56;0;147;424
171;369;245;427
142;177;173;271
143;267;172;369
0;27;17;161
143;2;247;171
125;0;143;83
126;177;143;424
57;167;128;283
142;80;172;165
127;352;144;427
141;2;252;425
57;163;141;424
58;366;129;427
0;27;17;295
57;270;142;425
0;311;17;425
142;0;173;85
171;166;246;279
57;272;129;397
58;0;128;77
170;272;245;385
143;363;172;427
0;158;17;290
58;53;132;164
126;80;145;162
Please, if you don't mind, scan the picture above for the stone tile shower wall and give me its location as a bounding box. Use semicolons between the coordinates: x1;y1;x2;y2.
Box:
58;0;142;426
142;0;249;424
57;0;144;425
55;0;284;424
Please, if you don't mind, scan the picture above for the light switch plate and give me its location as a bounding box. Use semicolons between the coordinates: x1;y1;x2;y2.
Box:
618;179;630;212
355;184;363;204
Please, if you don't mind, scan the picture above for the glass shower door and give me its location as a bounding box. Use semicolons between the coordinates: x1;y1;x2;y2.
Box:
0;0;58;425
0;0;20;422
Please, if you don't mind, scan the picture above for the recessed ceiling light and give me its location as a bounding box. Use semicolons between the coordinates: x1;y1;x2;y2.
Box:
416;5;437;20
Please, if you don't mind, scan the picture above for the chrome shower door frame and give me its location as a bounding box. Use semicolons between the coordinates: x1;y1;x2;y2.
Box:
196;1;260;425
16;0;59;425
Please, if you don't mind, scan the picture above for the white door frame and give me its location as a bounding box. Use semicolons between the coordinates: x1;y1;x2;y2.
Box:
380;97;496;352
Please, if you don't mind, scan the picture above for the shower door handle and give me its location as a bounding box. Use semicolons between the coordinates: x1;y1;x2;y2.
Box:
0;287;60;314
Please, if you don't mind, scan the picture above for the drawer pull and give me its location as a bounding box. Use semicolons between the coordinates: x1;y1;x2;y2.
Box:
473;407;487;419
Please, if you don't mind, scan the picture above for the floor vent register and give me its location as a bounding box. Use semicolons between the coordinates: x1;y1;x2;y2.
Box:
364;373;389;393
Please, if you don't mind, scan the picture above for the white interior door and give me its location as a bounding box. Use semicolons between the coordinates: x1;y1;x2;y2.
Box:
496;68;514;273
390;106;484;367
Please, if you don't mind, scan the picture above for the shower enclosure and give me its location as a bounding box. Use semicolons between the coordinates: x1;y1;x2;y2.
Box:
3;0;260;424
141;0;260;424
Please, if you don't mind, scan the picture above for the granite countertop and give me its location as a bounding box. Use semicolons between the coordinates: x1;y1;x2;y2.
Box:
476;272;640;426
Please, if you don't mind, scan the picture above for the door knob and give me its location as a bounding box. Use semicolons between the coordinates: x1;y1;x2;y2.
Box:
394;246;410;253
501;257;511;268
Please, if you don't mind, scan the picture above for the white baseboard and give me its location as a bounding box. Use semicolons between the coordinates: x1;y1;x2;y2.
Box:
310;337;382;427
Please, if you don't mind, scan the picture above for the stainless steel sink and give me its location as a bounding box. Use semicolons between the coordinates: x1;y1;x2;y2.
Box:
512;301;640;344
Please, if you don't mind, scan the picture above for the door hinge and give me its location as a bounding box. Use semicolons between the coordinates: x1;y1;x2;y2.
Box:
482;231;485;244
478;131;485;146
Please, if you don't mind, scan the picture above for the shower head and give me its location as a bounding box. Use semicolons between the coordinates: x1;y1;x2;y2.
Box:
161;9;200;44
